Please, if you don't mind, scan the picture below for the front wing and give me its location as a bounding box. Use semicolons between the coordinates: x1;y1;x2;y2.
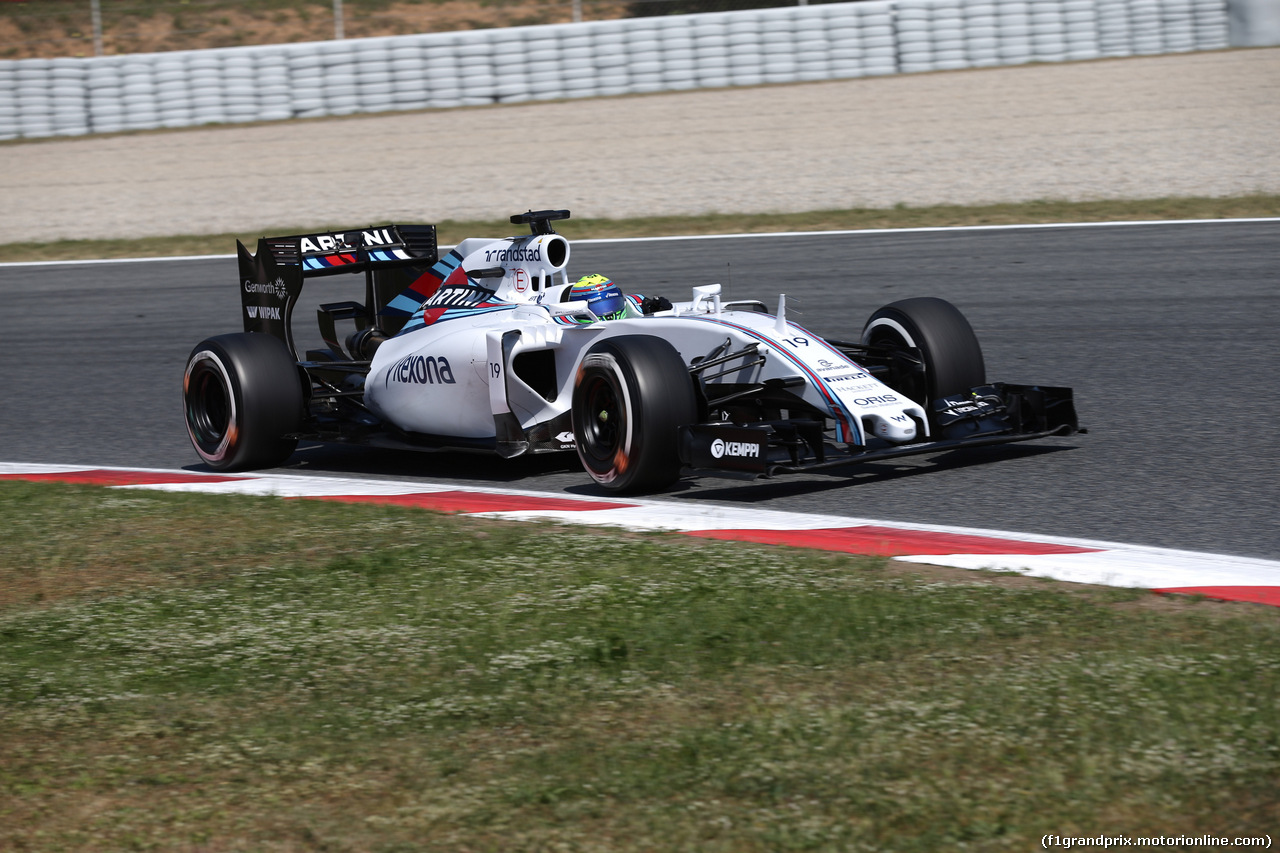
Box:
678;383;1081;478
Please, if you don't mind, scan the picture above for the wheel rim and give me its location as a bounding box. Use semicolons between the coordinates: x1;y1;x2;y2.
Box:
865;322;928;405
185;354;234;458
580;371;623;465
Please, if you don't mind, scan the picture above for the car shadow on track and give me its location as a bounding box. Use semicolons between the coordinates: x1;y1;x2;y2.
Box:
643;443;1081;505
182;441;1079;505
228;442;587;485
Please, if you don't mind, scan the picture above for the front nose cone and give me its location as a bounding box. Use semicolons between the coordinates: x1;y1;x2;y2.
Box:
863;413;917;444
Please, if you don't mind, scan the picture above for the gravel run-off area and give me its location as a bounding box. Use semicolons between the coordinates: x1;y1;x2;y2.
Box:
3;47;1278;242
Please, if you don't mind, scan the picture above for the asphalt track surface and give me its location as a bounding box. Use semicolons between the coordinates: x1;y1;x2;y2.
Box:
2;220;1278;560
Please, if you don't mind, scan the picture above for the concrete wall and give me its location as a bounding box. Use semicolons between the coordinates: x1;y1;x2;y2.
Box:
0;0;1239;141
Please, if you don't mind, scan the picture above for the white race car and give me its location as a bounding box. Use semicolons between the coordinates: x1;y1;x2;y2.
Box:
183;210;1079;493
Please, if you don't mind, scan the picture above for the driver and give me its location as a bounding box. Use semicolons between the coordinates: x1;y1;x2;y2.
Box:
565;273;672;322
567;274;628;322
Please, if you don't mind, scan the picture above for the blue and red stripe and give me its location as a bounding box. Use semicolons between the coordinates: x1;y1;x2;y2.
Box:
685;316;862;445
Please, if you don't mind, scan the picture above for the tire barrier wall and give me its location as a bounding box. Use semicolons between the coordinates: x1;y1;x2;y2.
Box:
1229;0;1280;46
0;0;1234;141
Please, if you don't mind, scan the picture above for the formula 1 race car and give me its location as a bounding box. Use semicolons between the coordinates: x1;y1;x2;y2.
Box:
183;209;1079;493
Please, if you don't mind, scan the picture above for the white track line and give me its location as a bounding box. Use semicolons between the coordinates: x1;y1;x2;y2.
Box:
4;218;1277;268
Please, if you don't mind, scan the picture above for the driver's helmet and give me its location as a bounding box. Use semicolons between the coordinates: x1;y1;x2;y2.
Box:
567;274;627;322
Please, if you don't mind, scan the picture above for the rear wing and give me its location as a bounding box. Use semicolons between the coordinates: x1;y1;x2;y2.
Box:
237;224;439;358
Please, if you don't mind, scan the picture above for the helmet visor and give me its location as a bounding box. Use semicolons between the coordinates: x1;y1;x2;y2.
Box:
585;290;627;320
569;278;627;322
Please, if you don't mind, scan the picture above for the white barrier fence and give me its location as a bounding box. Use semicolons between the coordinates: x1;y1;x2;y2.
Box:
0;0;1232;141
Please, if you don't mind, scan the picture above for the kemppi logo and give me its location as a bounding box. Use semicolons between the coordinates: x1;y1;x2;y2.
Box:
711;438;760;459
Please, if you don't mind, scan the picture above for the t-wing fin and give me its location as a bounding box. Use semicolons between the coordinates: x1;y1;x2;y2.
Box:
511;209;570;235
237;237;305;356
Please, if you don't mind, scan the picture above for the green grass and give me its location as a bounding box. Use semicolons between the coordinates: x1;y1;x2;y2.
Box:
2;194;1278;264
1;479;1277;850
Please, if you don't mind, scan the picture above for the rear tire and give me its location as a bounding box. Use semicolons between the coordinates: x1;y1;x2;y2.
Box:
183;332;304;471
860;297;986;409
571;335;697;494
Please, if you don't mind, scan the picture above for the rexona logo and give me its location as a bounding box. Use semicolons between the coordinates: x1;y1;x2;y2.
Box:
245;305;282;320
386;355;457;387
300;229;396;254
711;438;761;459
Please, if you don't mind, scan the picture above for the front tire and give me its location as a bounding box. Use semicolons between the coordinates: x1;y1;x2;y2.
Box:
571;335;697;494
183;332;304;471
860;297;986;410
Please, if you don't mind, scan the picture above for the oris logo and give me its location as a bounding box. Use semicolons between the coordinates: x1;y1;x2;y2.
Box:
711;438;761;459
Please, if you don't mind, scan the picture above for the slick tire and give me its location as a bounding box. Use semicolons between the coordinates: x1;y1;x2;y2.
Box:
183;332;304;471
861;297;986;410
571;335;697;494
